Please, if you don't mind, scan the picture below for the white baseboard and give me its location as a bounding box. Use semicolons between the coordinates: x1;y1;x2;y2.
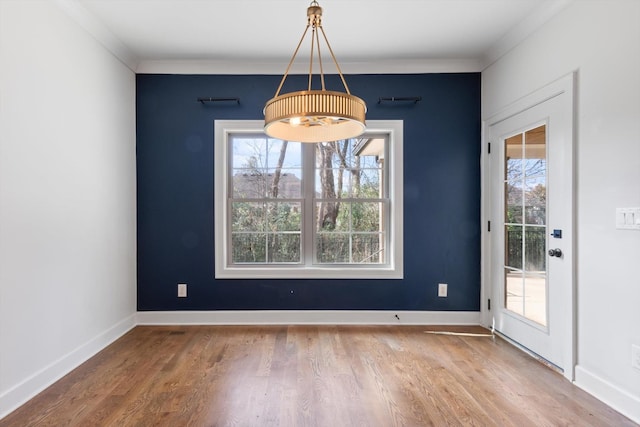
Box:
136;310;481;326
574;365;640;424
0;314;136;420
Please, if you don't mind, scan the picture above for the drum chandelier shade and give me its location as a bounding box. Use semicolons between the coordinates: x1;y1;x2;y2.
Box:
263;1;367;143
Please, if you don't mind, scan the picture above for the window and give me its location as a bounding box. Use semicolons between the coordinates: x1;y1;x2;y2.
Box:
214;120;403;279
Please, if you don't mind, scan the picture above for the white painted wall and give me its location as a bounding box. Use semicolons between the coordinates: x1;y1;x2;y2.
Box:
0;0;136;417
483;0;640;422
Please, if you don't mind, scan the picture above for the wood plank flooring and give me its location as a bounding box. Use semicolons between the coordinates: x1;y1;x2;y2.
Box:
1;325;636;427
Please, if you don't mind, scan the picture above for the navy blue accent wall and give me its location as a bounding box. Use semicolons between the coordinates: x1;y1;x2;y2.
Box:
137;73;481;311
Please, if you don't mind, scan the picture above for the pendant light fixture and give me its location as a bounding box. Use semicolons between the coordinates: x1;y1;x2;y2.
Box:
263;1;367;143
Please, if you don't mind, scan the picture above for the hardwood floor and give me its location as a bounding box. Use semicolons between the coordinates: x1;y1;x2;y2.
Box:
1;325;636;426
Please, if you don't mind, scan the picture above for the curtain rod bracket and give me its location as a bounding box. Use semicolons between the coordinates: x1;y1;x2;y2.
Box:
197;97;240;105
377;96;422;104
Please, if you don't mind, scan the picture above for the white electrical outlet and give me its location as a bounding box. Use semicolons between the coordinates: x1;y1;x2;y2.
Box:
632;344;640;370
438;283;448;297
178;283;187;298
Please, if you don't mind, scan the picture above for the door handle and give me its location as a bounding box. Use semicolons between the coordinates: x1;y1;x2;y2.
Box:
548;248;562;258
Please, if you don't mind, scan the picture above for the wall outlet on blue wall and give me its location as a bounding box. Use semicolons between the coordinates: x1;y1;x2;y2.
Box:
438;283;448;297
178;283;187;298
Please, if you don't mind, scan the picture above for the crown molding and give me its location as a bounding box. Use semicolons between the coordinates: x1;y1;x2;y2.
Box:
482;0;574;70
53;0;138;72
135;58;483;75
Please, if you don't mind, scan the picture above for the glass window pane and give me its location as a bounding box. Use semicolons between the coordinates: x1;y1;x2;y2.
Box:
221;125;397;276
506;158;523;181
232;171;267;198
523;273;547;326
352;233;384;263
314;139;387;199
505;180;523;224
315;168;349;198
524;125;545;167
505;225;522;269
316;202;349;232
232;136;268;169
266;202;301;232
266;169;302;198
505;133;523;181
265;140;301;169
232;233;266;263
316;140;353;163
525;179;546;225
505;269;524;316
503;126;548;326
232;202;265;231
359;155;382;169
267;234;301;263
232;138;302;199
315;141;349;169
316;234;350;263
232;137;301;169
524;226;546;272
227;131;391;269
523;125;546;225
356;169;381;198
351;202;382;232
523;159;546;181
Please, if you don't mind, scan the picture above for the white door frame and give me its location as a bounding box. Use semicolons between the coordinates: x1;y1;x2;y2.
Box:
481;73;576;381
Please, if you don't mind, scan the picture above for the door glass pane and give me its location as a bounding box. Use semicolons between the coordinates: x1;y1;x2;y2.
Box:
506;181;523;224
503;125;548;326
524;226;546;272
505;133;523;180
525;179;546;225
505;269;524;316
505;225;522;269
524;273;547;326
524;125;546;226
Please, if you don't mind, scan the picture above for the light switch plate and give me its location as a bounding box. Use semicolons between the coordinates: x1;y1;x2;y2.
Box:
632;344;640;370
616;208;640;230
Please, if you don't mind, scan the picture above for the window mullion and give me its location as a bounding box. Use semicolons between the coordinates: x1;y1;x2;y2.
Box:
302;143;316;266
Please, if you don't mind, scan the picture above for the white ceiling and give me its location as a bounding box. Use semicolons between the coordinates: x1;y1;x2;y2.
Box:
58;0;571;73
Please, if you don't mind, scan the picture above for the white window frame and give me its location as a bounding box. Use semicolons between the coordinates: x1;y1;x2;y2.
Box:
214;120;403;279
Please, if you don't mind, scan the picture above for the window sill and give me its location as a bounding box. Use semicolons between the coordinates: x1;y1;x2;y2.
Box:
214;265;403;280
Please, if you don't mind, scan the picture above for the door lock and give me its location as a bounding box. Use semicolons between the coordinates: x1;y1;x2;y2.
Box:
548;248;562;258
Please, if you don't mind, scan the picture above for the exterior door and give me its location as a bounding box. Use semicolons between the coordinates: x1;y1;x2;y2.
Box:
487;75;574;379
